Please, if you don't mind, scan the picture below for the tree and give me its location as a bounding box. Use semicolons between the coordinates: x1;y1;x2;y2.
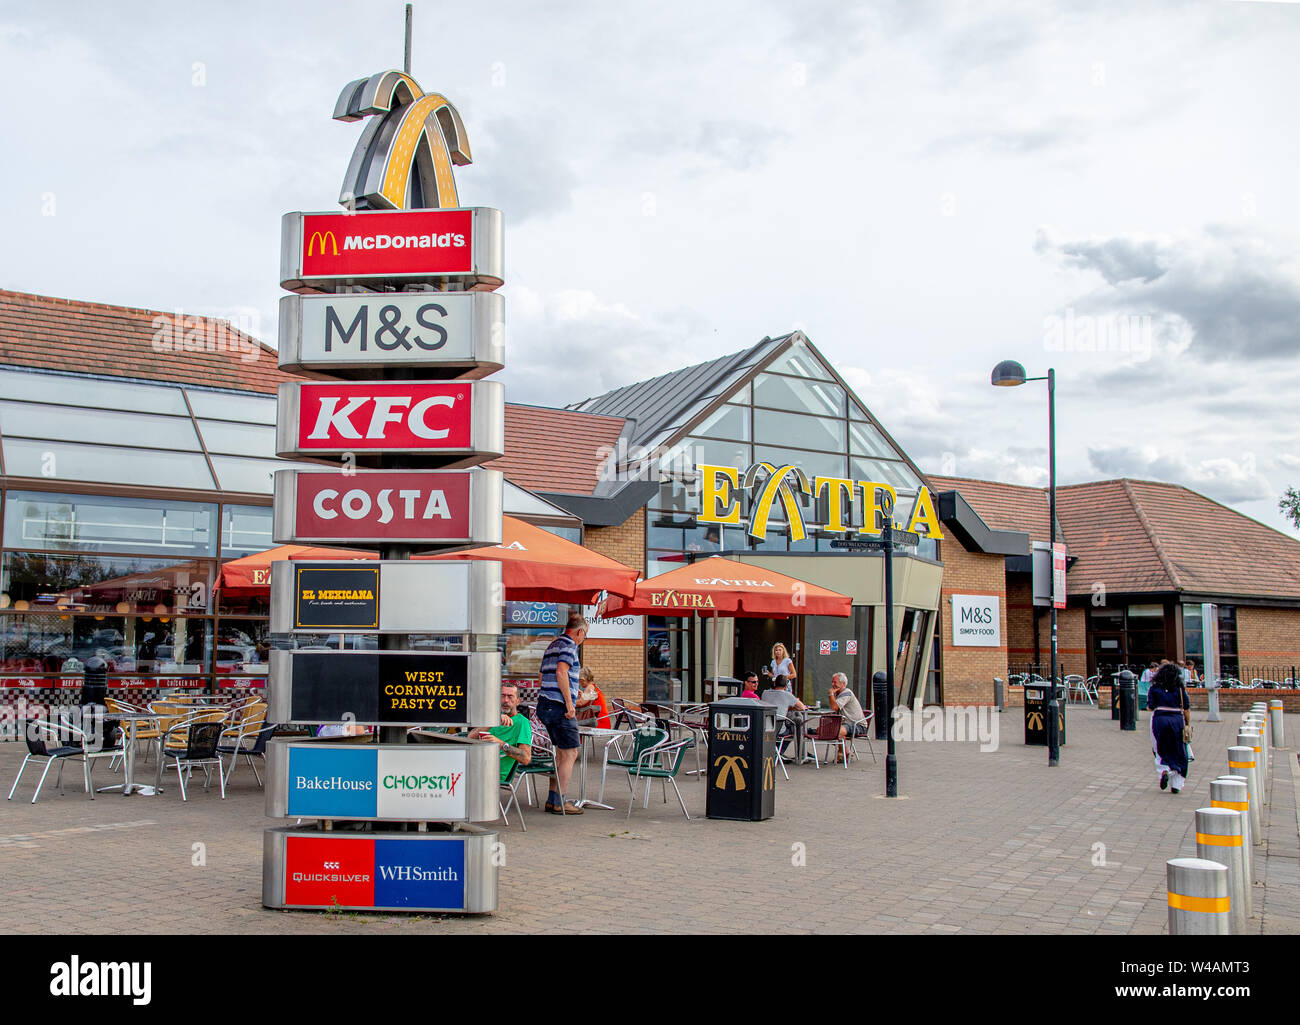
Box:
1281;487;1300;529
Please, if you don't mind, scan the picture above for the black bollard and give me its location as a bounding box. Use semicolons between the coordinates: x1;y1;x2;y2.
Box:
872;670;889;740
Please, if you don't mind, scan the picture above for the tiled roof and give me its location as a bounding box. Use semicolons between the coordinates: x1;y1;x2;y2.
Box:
925;474;1063;545
486;403;626;496
1058;479;1300;600
0;289;296;394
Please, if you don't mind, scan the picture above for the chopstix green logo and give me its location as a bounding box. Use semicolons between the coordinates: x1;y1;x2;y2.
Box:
382;772;462;795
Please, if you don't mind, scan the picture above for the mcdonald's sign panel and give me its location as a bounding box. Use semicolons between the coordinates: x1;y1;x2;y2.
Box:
697;462;944;543
280;208;504;292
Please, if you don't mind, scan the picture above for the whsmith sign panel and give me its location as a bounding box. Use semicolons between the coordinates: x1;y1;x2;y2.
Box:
263;826;498;912
266;740;498;822
267;649;499;726
272;468;502;548
280;208;504;292
269;560;501;634
278;292;504;377
275;380;504;464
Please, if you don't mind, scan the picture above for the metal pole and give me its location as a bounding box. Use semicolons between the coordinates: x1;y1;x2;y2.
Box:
404;4;413;74
883;501;897;797
1047;367;1059;768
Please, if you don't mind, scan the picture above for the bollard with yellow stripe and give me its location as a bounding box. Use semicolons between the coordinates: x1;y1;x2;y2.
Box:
1237;728;1267;803
1269;699;1284;748
1167;857;1230;935
1243;714;1267;775
1195;807;1246;934
1211;777;1253;916
1227;746;1262;842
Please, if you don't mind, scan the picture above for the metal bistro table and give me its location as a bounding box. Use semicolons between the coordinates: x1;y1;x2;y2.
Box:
788;706;829;765
575;724;630;810
96;711;162;797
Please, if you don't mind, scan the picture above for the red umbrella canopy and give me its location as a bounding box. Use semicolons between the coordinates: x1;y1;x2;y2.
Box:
603;556;852;618
215;517;638;604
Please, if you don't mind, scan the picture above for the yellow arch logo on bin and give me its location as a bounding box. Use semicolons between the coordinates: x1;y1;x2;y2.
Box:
714;755;748;791
334;69;472;210
1026;711;1044;730
763;756;774;790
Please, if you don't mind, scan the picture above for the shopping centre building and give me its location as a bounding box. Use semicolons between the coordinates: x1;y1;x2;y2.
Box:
3;287;1300;729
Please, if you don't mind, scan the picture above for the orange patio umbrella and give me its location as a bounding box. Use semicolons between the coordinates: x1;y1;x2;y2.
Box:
604;555;852;689
216;516;639;604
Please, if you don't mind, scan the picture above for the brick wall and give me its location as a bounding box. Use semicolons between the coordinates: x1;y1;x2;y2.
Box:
1005;575;1087;677
1236;607;1300;669
938;543;1008;705
581;508;646;702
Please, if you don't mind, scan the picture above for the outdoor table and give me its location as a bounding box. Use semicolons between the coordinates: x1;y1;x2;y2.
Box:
575;725;629;810
96;711;161;797
790;707;829;765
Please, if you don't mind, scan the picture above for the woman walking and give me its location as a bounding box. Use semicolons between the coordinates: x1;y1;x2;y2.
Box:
1148;661;1191;794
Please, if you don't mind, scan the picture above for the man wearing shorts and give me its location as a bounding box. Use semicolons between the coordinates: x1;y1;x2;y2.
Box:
537;612;587;814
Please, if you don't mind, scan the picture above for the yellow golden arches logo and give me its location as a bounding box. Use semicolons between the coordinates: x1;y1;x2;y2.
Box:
743;463;811;542
763;756;774;790
307;231;338;257
334;69;472;211
1026;711;1044;730
714;755;748;791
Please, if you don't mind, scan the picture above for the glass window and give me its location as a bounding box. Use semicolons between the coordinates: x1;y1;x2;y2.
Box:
752;373;845;417
753;445;847;482
209;455;286;494
765;342;834;381
2;439;215;490
197;419;278;458
220;505;273;558
0;402;202;451
1;550;214;614
680;436;750;473
753;409;844;451
3;492;217;556
851;457;923;493
1182;603;1204;658
184;389;277;425
536;524;581;544
213;618;272;683
0;369;188;415
849;420;899;459
694;404;749;442
652;476;701;517
727;382;752;405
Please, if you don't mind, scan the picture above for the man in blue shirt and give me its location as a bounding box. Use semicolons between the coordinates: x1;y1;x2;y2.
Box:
537;612;588;815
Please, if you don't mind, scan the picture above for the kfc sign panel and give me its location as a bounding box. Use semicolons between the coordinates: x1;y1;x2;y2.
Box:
276;381;503;462
273;468;503;547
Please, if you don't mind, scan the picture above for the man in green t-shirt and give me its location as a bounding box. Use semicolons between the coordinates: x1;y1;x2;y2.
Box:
481;682;533;782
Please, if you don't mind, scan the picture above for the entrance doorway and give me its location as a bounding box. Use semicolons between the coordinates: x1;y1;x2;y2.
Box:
733;617;792;693
732;609;874;707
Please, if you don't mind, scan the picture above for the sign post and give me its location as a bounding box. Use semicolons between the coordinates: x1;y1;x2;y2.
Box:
263;34;506;914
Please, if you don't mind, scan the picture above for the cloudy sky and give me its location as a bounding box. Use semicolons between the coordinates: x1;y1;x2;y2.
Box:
2;0;1298;534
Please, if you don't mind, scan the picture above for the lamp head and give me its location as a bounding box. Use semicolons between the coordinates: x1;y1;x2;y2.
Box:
990;359;1027;387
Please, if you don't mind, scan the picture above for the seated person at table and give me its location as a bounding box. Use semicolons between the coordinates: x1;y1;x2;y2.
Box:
761;675;806;757
821;672;865;762
477;682;532;782
574;667;611;729
740;672;761;701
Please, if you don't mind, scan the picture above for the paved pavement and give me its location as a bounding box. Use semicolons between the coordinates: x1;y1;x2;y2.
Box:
1;703;1296;934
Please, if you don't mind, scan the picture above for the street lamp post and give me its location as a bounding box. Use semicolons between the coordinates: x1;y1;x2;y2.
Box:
991;360;1060;768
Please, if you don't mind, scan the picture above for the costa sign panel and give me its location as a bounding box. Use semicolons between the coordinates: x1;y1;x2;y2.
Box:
266;741;499;823
272;468;502;547
279;207;503;292
275;380;504;464
277;292;504;377
263;827;498;912
266;650;500;727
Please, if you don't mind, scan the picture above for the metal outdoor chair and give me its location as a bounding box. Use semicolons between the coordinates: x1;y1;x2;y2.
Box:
517;710;560;810
772;714;796;780
498;758;529;831
623;727;692;820
1064;675;1093;706
847;712;877;764
155;720;226;800
217;720;276;787
7;717;122;804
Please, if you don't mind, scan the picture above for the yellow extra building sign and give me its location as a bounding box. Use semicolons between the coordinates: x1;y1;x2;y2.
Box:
697;461;943;542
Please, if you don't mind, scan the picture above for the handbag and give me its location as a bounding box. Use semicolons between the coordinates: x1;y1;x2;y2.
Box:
1182;712;1194;743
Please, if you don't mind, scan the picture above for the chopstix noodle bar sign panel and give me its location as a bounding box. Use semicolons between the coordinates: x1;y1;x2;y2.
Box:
295;565;379;629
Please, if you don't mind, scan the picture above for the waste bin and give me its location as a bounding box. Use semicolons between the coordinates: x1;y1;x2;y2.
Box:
1117;670;1137;731
872;671;889;738
1024;684;1067;746
993;677;1004;713
79;655;108;706
703;676;742;702
1111;674;1121;720
706;698;776;821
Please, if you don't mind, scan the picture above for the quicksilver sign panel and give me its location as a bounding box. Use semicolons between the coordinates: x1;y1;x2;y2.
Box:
269;559;502;634
262;825;498;912
278;292;504;378
266;739;499;823
267;649;499;727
